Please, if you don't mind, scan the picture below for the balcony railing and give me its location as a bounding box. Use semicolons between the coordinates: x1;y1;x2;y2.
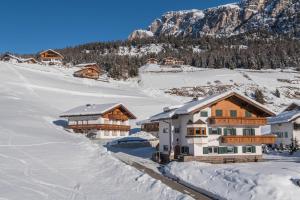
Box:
209;117;267;126
68;124;130;131
221;135;276;145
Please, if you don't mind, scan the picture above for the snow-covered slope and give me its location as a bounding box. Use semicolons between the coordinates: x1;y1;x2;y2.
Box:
0;62;190;200
129;0;300;39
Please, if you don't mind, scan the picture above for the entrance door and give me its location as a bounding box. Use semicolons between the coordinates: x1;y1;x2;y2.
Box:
174;145;181;159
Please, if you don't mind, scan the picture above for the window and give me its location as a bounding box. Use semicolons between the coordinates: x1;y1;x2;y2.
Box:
209;128;222;135
163;128;169;133
175;127;180;133
200;111;208;117
181;146;189;154
205;146;237;154
208;147;219;154
163;145;169;151
243;128;255;136
224;128;236;136
195;129;201;135
216;109;223;117
230;110;237;118
104;131;110;136
245;111;252;117
242;146;256;153
285;132;288;138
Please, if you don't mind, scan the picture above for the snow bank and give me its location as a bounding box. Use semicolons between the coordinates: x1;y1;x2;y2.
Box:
165;157;300;200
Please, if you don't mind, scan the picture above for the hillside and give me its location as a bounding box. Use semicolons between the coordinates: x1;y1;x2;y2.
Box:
0;61;193;200
129;0;300;40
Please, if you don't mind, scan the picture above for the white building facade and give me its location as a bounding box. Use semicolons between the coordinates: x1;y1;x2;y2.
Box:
150;92;276;163
60;103;136;139
269;108;300;148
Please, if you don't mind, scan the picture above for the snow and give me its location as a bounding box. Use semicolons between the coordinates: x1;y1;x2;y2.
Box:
164;153;300;200
60;103;123;117
1;60;299;199
139;64;203;73
109;131;158;146
0;61;191;200
268;110;300;124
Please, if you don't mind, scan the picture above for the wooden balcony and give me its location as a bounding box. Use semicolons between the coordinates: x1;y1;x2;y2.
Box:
209;117;267;126
68;124;130;132
221;135;276;145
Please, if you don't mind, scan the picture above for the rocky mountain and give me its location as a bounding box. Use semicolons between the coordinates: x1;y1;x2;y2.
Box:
129;0;300;40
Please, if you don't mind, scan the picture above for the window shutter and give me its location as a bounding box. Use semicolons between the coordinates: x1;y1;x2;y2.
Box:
233;128;237;136
217;128;222;135
208;128;212;135
224;147;228;154
252;146;256;153
243;129;246;136
242;146;246;153
218;147;222;154
251;128;255;136
224;128;227;136
234;146;238;153
203;147;208;154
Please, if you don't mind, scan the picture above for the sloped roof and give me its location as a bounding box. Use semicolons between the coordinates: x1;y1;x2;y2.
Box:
149;91;275;121
268;110;300;124
175;91;275;116
74;63;97;68
60;103;136;119
74;66;101;74
282;102;300;112
39;49;64;58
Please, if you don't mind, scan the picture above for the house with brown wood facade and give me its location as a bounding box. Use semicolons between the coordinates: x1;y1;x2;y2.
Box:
39;49;64;64
146;58;159;65
73;63;103;80
162;57;176;65
60;103;136;139
149;91;276;163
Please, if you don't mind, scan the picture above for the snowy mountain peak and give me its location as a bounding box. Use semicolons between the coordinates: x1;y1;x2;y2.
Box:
129;0;299;39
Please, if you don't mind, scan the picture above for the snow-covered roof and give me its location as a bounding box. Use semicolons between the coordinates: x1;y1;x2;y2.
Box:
268;110;300;124
74;63;97;68
39;49;64;58
60;103;136;119
149;91;275;121
150;108;178;121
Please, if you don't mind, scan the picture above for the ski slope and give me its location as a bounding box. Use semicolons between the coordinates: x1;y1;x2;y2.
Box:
0;62;190;200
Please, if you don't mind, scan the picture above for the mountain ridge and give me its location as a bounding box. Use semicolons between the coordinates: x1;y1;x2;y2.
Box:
129;0;300;40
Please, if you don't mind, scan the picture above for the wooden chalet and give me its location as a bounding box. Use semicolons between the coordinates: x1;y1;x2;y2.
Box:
149;91;277;163
162;57;176;65
146;58;158;65
39;49;64;64
60;103;136;139
73;63;103;80
1;54;21;63
174;59;184;65
21;58;38;64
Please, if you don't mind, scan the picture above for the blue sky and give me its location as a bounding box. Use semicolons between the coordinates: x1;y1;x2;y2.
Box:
1;0;236;54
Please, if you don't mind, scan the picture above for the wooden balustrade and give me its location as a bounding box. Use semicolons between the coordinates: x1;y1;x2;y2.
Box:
221;135;276;145
209;117;267;126
68;124;130;131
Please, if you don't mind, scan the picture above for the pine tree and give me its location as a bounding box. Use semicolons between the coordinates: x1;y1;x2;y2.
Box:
274;89;280;98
